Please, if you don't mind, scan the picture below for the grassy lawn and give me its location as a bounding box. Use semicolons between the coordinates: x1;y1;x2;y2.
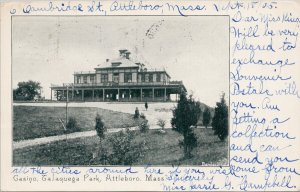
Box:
13;128;228;166
13;106;142;141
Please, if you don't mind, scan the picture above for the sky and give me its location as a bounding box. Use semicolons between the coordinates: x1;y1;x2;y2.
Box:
12;16;229;107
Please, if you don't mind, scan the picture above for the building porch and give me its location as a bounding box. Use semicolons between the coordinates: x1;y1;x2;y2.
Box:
51;87;183;102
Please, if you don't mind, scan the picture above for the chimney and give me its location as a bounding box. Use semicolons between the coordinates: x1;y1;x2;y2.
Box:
125;52;131;59
106;59;109;62
119;49;128;57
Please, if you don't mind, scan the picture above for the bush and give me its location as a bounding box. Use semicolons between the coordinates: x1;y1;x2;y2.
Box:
107;129;146;165
139;118;149;133
65;116;80;133
95;113;106;141
134;107;140;119
156;118;166;130
95;145;110;165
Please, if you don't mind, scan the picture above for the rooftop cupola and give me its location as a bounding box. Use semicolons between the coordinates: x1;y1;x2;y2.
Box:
125;51;131;59
119;49;131;59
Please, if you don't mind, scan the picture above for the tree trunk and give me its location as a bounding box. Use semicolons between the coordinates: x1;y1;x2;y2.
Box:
187;146;191;158
183;134;189;158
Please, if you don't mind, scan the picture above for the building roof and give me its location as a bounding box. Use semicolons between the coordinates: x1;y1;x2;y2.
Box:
94;50;170;78
95;57;139;69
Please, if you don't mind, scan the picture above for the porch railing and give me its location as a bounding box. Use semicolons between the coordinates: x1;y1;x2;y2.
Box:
51;81;183;88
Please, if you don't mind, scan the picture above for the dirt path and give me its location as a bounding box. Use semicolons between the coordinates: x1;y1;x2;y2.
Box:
13;127;137;150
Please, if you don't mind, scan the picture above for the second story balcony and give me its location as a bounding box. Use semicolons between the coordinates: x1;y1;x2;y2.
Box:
51;81;184;88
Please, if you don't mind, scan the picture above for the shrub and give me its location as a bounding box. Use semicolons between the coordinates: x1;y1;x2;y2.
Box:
95;113;106;142
107;129;146;165
156;118;166;130
139;118;149;133
96;145;110;165
65;116;80;133
134;107;140;118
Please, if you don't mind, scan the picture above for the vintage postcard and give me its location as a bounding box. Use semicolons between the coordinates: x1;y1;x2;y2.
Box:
11;15;229;167
1;0;300;191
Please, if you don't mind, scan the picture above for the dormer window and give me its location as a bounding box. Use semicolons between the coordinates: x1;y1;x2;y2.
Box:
112;62;121;67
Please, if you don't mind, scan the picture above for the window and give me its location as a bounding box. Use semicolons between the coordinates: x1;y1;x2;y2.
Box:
124;73;132;83
141;74;145;82
113;73;119;83
101;74;108;83
76;76;81;84
83;76;87;84
156;73;161;82
90;75;95;83
145;74;149;82
149;74;153;82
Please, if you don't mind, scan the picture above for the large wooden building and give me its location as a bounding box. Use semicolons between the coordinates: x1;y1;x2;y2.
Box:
50;49;186;102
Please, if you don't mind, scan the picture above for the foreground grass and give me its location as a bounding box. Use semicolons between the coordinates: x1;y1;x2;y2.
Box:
13;106;141;141
13;128;228;166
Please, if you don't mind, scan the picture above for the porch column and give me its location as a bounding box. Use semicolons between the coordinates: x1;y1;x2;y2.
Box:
72;88;74;101
103;89;105;101
62;89;65;99
164;88;166;102
152;88;154;101
129;88;131;101
140;88;142;101
92;89;95;101
82;89;84;101
118;88;120;101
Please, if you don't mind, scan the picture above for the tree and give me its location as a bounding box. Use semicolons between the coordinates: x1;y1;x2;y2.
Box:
95;113;106;143
171;93;201;158
139;116;149;133
66;116;81;133
134;107;140;118
202;107;211;128
212;93;228;141
14;80;42;101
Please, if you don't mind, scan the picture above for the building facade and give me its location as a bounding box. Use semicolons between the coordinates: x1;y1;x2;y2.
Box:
50;49;186;102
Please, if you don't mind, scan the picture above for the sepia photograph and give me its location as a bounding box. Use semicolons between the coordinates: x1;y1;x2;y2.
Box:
12;16;229;166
